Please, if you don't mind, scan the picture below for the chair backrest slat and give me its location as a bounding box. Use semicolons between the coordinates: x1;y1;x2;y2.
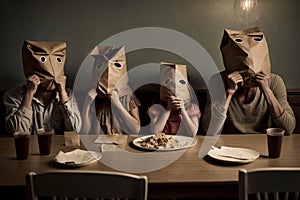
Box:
26;170;148;200
239;168;300;200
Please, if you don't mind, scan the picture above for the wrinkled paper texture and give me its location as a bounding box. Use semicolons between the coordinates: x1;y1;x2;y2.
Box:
160;62;190;102
220;27;271;87
22;40;66;91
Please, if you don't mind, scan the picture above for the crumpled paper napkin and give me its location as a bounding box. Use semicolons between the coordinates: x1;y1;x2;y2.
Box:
94;135;120;144
210;146;257;160
99;144;120;152
94;135;125;152
54;149;101;165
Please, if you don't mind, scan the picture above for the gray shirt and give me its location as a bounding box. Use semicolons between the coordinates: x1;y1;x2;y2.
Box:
202;73;296;135
4;85;82;135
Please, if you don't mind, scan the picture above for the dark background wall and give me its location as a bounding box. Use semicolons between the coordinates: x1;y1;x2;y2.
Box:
1;0;299;91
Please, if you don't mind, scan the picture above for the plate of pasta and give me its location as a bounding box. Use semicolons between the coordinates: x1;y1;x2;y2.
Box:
132;133;197;151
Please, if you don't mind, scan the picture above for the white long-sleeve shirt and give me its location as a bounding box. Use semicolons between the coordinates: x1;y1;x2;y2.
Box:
4;85;82;135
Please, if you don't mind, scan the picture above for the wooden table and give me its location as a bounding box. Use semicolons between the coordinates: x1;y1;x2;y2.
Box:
0;134;299;199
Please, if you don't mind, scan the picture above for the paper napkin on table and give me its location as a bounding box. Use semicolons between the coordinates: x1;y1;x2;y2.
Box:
99;144;121;152
94;135;121;144
64;131;80;147
94;135;127;152
94;136;119;152
54;149;101;164
210;146;256;160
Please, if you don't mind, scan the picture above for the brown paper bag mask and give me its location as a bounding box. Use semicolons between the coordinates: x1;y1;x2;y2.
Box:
22;40;66;91
220;27;271;87
90;45;132;98
160;62;190;103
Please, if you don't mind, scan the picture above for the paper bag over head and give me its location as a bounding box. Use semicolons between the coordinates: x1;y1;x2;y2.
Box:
22;40;66;91
90;45;132;98
160;62;190;103
220;27;271;87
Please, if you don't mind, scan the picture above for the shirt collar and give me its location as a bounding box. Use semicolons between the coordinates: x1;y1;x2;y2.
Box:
32;91;60;106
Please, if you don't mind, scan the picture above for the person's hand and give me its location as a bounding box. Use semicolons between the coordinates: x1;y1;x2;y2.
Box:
55;75;67;93
55;75;69;104
87;89;97;101
226;71;243;95
26;74;40;96
170;95;184;110
108;90;121;106
22;74;40;109
256;71;270;92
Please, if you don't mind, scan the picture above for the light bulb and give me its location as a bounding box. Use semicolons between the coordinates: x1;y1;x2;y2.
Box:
234;0;259;25
242;0;251;11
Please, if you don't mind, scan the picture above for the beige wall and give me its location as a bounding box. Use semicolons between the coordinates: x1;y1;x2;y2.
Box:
1;0;299;90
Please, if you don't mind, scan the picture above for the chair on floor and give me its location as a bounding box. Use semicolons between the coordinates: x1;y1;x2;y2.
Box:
239;168;300;200
26;170;148;200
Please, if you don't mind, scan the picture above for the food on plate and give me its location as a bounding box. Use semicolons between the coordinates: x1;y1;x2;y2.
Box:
139;133;179;150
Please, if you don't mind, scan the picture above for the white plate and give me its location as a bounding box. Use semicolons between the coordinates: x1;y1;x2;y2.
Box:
132;135;197;151
207;146;260;164
53;149;102;168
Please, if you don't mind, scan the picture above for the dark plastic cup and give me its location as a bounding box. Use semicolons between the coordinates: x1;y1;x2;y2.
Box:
37;128;53;155
267;128;285;158
13;132;30;160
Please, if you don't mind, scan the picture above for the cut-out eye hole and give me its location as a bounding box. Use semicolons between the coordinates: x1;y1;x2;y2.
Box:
96;63;104;70
179;79;186;85
253;37;263;42
235;38;244;43
114;62;122;68
163;78;172;85
56;57;62;63
40;56;47;63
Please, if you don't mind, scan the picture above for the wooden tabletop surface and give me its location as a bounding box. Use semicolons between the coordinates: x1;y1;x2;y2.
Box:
0;134;299;199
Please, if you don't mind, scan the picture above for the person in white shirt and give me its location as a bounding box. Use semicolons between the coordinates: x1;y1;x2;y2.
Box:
4;40;81;135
